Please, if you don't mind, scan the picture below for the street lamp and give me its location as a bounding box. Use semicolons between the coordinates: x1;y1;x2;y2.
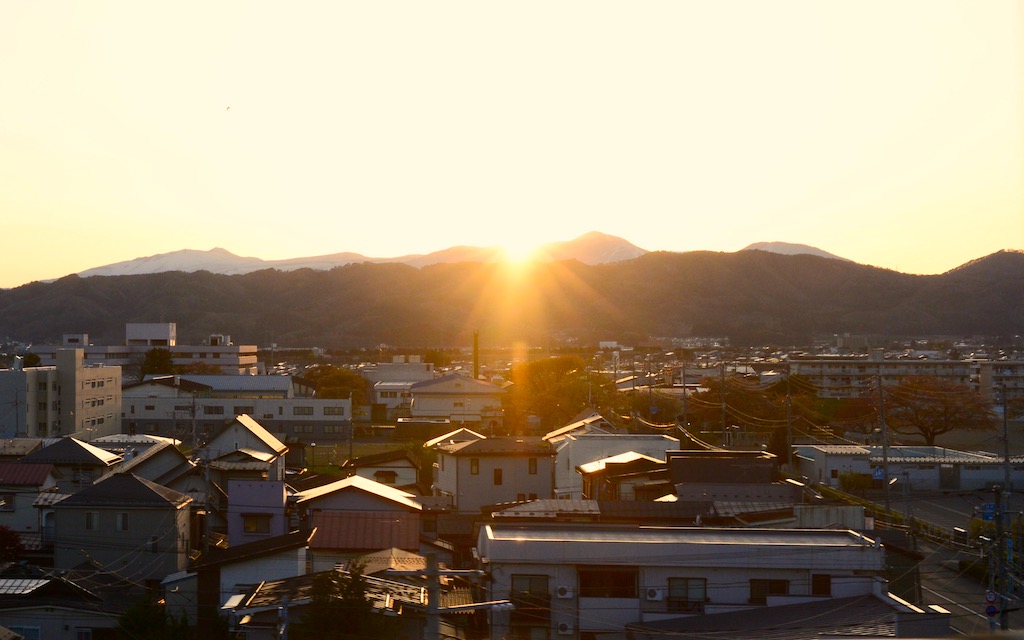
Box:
310;442;316;471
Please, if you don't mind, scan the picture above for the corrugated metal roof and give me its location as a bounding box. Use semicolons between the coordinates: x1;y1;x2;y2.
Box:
0;463;55;486
294;475;421;511
310;511;420;551
0;578;47;595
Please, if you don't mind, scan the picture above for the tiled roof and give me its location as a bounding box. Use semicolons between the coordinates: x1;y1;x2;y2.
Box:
0;463;55;486
33;491;70;507
422;428;486;449
309;511;419;551
0;439;43;459
20;437;121;466
57;473;191;509
348;547;426;574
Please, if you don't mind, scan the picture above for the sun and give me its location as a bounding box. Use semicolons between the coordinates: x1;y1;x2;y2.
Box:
497;238;544;266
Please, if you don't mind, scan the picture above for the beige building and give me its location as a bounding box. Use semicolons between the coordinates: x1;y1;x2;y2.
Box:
0;349;121;439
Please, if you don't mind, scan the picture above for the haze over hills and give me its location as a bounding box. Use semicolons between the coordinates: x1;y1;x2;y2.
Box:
69;233;851;281
2;247;1020;348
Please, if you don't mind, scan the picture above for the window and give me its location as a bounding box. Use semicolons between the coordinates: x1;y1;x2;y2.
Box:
77;628;93;640
668;578;707;613
203;405;225;415
579;567;637;598
243;514;272;534
293;406;314;416
0;493;14;512
115;513;129;531
528;457;538;475
493;468;503;485
234;406;254;415
811;574;831;596
510;574;550;626
9;628;40;640
85;511;98;531
324;406;345;416
374;470;398;484
470;458;479;475
749;579;789;604
38;382;46;391
293;425;314;434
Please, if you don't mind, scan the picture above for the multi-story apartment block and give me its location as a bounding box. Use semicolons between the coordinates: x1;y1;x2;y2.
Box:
787;350;1024;407
30;322;259;378
0;349;121;439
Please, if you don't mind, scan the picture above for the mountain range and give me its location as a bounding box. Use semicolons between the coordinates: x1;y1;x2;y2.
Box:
71;233;844;280
2;241;1020;349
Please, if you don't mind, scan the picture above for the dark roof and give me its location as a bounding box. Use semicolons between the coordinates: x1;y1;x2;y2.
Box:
0;463;55;486
627;594;901;639
343;449;420;470
309;511;419;551
20;437;120;466
124;375;211;394
192;528;316;570
57;473;192;509
409;373;504;394
0;439;43;459
439;437;551;457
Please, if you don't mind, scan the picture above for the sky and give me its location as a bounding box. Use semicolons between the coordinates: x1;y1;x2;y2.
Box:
1;1;1021;288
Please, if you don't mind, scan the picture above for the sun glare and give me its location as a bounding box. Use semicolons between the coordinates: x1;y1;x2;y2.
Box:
498;238;543;266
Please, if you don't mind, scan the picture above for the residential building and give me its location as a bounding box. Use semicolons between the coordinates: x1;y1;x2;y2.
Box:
432;437;555;513
193;414;289;483
0;349;121;439
339;449;421;490
360;355;435;420
53;472;191;587
0;564;121;640
787;352;1024;406
29;322;259;378
225;479;288;546
409;373;505;434
19;437;121;494
477;523;889;639
0;463;59;539
546;427;678;499
122;374;351;445
292;475;422;572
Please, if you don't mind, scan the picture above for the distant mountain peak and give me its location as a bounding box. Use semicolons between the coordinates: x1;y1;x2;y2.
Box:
741;241;851;262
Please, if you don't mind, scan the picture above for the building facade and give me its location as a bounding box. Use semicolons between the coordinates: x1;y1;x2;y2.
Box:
0;349;121;439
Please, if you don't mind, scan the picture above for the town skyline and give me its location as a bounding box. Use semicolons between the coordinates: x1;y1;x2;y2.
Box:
2;1;1021;288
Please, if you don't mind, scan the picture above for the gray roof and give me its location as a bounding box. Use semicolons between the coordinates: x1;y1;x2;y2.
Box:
158;374;295;394
57;472;192;509
439;436;551;457
20;437;121;467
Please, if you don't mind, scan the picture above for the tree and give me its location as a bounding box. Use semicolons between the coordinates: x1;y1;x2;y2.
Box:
0;525;25;562
505;355;601;432
141;347;175;377
885;376;997;446
21;353;41;368
303;365;370;405
118;595;190;640
291;564;399;640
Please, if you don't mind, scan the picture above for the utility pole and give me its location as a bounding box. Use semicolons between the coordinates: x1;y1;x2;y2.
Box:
879;376;890;518
996;486;1010;631
680;360;688;435
720;362;727;445
785;370;793;471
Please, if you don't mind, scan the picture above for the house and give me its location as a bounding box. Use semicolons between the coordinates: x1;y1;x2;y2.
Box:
0;564;121;640
292;475;422;572
541;409;618;443
0;439;42;463
19;437;121;493
0;349;121;439
225;479;288;546
183;527;316;628
667;449;803;503
97;437;194;487
194;414;289;483
0;463;59;544
578;451;668;501
476;523;894;639
432;437;554;513
548;430;678;499
409;373;505;434
339;449;421;490
53;472;192;588
423;428;486;449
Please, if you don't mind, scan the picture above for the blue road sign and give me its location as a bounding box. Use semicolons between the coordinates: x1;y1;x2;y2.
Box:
872;467;884;481
986;604;999;617
982;503;996;521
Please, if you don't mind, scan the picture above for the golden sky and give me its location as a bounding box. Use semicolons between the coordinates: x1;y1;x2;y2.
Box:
1;1;1021;288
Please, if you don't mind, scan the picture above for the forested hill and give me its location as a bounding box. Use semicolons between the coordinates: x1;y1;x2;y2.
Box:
1;250;1021;348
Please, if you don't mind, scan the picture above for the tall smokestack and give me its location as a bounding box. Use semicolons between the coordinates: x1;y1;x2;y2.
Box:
473;331;479;380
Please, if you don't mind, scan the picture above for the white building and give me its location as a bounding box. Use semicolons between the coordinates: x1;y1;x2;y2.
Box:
30;322;259;378
409;373;505;433
477;523;888;639
549;432;679;499
0;349;121;439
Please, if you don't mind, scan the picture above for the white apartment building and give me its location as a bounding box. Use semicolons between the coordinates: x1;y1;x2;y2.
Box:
788;351;1024;406
30;323;259;378
0;349;121;439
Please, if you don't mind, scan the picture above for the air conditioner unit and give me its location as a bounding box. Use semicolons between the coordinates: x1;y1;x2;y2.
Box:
555;585;575;599
646;587;665;602
557;622;575;636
